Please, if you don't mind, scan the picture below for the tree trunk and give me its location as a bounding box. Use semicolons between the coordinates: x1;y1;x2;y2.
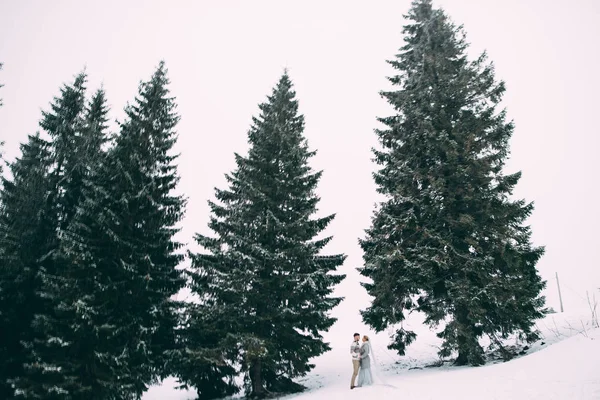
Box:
454;350;469;366
250;358;266;398
453;307;470;366
452;306;485;366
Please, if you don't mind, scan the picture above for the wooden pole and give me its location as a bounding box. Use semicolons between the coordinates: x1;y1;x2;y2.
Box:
556;272;564;313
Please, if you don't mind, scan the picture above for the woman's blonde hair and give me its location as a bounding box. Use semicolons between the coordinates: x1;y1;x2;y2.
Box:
363;335;369;341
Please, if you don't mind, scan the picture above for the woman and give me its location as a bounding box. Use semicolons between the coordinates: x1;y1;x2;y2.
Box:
357;335;374;387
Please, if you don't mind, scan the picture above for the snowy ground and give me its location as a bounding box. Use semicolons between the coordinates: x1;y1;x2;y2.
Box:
143;307;600;400
289;326;600;400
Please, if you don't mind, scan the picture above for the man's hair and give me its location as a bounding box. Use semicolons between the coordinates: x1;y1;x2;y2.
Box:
353;333;360;337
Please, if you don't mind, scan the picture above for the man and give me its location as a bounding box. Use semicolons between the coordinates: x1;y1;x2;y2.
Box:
350;332;361;389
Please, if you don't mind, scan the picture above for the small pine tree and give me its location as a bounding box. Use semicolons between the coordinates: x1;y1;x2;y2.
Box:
360;0;546;366
187;73;345;398
39;62;185;399
0;134;54;399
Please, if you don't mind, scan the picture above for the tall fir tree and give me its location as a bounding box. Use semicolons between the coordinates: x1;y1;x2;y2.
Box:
359;0;546;366
3;72;90;398
29;62;185;399
186;73;345;398
0;134;54;399
14;86;112;399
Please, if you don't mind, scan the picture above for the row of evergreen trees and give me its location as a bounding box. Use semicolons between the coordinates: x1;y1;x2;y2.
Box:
0;64;345;399
0;65;186;399
0;0;546;399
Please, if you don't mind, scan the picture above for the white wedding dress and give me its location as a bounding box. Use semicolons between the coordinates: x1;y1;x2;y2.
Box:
357;342;374;386
357;340;391;388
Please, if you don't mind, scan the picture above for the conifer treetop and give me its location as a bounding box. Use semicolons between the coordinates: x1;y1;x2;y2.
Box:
40;71;87;136
118;61;181;173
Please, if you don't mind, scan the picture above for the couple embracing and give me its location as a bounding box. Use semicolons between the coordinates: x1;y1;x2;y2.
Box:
350;333;373;389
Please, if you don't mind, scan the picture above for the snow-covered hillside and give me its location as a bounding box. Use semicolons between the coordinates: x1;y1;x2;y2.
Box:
289;325;599;400
143;309;599;400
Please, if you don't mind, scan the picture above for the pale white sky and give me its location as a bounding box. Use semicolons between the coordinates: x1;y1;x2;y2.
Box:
0;0;598;325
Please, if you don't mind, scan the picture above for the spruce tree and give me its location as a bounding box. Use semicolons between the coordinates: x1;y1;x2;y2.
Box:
0;134;54;399
360;0;546;366
14;86;112;399
3;72;90;399
32;62;185;399
187;73;345;398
